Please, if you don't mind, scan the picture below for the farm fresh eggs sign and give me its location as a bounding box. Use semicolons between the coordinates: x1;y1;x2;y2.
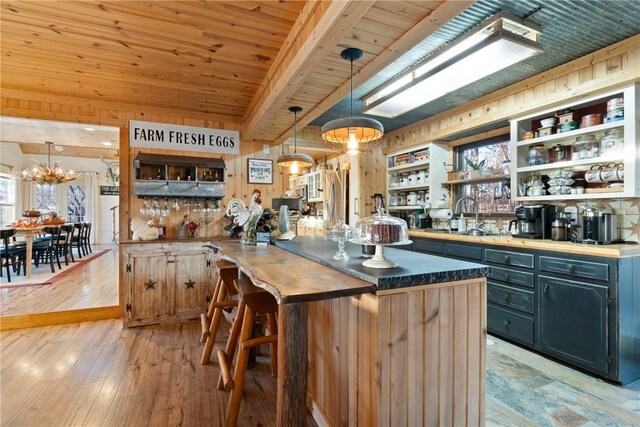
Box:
129;120;239;155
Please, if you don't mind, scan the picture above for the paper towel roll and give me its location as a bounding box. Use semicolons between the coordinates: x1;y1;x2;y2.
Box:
429;208;453;219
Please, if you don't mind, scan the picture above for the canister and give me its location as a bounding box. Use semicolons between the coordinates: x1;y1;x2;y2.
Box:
399;173;408;186
408;171;417;186
389;174;400;187
407;191;418;205
398;192;407;206
607;97;624;112
600;128;624;156
416;169;427;184
417;190;425;204
388;193;398;206
573;135;599;159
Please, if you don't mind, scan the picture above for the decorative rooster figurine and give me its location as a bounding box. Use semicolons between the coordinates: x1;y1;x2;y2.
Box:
225;189;263;244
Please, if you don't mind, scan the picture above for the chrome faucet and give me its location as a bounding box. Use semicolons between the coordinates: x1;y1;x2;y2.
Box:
454;197;485;236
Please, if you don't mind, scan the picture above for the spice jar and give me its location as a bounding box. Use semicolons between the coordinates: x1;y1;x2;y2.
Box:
573;135;600;159
600;128;624;157
527;144;549;166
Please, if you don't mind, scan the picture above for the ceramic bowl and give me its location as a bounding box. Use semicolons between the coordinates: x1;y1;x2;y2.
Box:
540;117;556;127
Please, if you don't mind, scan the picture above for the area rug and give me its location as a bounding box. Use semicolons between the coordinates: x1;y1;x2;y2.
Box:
0;249;112;289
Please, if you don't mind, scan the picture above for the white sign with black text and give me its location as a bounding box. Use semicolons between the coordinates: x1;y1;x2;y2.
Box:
129;120;240;154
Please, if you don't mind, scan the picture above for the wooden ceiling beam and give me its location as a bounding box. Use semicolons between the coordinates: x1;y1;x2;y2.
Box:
19;143;118;160
271;0;475;145
242;0;376;142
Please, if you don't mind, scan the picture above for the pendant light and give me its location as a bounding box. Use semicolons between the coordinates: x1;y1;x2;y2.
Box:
277;106;315;175
21;141;79;184
320;48;384;155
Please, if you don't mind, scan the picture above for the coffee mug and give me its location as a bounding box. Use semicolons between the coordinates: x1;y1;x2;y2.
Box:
584;169;604;183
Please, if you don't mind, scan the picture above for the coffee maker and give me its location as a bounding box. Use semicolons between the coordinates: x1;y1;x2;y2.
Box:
581;206;618;244
512;205;556;239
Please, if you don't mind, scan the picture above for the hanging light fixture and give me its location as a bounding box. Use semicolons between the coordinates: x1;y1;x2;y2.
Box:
21;141;79;184
321;48;384;155
277;106;315;175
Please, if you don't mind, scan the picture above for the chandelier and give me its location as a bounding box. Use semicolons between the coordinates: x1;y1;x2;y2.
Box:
277;106;315;176
21;142;79;184
320;48;384;155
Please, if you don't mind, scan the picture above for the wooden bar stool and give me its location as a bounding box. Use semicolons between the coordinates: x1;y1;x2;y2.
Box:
217;275;278;427
200;260;238;365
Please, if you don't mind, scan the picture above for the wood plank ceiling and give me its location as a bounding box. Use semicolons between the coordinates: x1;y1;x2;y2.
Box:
1;1;471;144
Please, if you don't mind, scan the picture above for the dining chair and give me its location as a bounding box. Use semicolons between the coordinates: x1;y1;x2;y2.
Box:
57;224;75;265
1;229;27;282
82;222;92;255
71;223;85;259
32;227;61;273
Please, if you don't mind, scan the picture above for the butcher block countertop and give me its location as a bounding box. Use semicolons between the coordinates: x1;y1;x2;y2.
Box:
214;240;375;304
409;230;640;258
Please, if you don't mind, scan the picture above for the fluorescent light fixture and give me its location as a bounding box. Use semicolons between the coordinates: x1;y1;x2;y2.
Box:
363;12;542;119
84;127;95;131
101;141;113;146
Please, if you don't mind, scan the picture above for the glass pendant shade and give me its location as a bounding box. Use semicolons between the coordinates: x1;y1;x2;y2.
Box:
277;106;315;174
21;141;79;185
320;48;384;155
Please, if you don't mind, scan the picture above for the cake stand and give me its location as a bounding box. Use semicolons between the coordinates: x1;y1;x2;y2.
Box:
349;239;412;269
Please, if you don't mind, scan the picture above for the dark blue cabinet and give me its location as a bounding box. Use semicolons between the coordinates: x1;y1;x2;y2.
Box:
538;275;609;375
409;235;639;384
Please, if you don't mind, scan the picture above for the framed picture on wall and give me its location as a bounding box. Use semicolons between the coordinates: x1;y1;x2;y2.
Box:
247;158;273;184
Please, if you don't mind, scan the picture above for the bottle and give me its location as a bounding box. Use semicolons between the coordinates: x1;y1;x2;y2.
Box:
451;217;458;232
458;213;467;234
158;217;167;239
156;167;163;180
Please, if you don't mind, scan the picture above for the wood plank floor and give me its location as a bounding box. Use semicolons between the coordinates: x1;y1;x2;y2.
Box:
1;318;638;427
0;244;119;317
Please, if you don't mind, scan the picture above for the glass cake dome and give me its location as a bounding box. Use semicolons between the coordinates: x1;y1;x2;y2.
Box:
351;208;411;269
352;208;410;245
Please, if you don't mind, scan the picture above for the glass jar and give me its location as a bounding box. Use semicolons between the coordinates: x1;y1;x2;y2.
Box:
527;144;549;166
416;170;427;184
573;134;599;159
407;191;418;205
599;128;624;157
417;190;425;205
388;193;398;206
400;173;408;186
389;174;400;187
398;192;407;206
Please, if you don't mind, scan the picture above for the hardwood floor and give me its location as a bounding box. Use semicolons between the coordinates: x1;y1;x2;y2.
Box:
0;244;119;317
1;318;638;427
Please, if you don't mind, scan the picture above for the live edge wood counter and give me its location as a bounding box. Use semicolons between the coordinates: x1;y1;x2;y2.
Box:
215;239;490;427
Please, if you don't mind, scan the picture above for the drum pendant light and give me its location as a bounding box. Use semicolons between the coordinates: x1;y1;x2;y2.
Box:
320;48;384;155
277;106;315;175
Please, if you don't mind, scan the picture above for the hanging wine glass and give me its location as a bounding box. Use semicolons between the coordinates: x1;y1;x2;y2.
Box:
212;199;221;213
172;198;181;211
200;199;215;237
140;197;149;217
151;198;161;217
162;198;170;217
193;198;202;214
184;198;192;220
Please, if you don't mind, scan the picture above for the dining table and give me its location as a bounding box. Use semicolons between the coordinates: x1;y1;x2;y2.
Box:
9;226;45;279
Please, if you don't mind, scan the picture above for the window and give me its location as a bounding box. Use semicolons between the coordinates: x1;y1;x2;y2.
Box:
455;136;516;215
0;173;16;226
35;184;58;213
67;184;86;222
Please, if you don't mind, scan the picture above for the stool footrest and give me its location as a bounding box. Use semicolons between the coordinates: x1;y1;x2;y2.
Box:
200;313;210;342
242;335;278;350
217;349;234;391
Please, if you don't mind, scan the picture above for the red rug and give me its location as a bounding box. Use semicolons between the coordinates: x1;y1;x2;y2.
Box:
0;249;112;289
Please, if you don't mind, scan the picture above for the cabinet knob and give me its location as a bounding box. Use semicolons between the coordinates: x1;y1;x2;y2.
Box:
503;320;510;329
567;264;575;272
504;255;511;264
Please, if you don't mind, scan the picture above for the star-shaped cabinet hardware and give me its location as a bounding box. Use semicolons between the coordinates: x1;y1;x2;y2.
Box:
144;279;157;290
184;279;196;289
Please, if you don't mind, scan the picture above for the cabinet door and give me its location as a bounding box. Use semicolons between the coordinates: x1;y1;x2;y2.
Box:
126;251;171;325
538;275;609;374
173;249;212;317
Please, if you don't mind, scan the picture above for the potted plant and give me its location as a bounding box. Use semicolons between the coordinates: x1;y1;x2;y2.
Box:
464;156;485;179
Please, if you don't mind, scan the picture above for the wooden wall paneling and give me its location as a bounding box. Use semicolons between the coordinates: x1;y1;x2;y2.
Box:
407;287;425;427
389;292;408;426
423;287;440;426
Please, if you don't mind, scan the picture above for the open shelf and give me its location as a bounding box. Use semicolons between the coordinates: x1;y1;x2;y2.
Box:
388;183;430;192
443;176;508;185
517;155;625;173
388;159;431;173
515;121;623;147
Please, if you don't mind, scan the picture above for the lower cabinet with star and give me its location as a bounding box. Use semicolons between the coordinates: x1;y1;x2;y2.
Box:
122;241;216;327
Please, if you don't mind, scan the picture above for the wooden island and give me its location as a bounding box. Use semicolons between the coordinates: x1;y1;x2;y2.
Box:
215;237;490;427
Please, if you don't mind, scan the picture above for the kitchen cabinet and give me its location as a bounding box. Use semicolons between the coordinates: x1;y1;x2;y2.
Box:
386;142;448;211
409;236;639;384
122;241;215;327
133;153;226;199
538;275;609;374
307;170;325;202
510;83;639;201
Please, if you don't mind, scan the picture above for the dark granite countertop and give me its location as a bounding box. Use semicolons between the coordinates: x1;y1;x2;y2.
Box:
272;237;490;291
